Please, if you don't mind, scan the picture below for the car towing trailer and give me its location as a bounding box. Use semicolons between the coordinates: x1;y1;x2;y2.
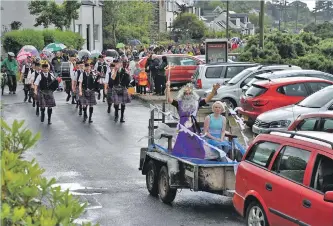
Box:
139;103;240;204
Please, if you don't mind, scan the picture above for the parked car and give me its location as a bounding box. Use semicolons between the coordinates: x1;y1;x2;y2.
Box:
192;62;258;97
288;112;333;132
239;77;333;127
138;54;203;87
203;65;301;109
252;85;333;135
242;70;333;92
233;130;333;226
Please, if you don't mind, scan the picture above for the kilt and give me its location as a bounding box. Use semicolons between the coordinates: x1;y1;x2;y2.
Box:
39;90;56;108
80;89;97;106
111;87;131;105
75;86;80;102
106;87;113;104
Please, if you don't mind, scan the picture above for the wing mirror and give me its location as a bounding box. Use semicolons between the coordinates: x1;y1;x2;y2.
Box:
324;191;333;203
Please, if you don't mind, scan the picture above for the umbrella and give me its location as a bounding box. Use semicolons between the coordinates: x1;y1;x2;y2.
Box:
16;51;32;62
40;50;54;61
90;50;101;59
78;49;91;60
18;45;39;58
129;39;141;46
43;42;67;52
116;43;125;48
63;49;78;56
105;49;119;58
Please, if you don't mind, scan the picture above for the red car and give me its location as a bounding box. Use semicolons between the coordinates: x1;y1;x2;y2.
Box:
288;112;333;132
138;54;203;86
239;77;333;127
233;130;333;226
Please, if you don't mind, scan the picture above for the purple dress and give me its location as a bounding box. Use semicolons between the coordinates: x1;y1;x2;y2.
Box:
171;99;206;159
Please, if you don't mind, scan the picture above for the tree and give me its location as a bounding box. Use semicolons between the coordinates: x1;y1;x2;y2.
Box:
10;21;22;30
172;13;207;39
102;1;153;46
315;0;333;21
28;0;80;30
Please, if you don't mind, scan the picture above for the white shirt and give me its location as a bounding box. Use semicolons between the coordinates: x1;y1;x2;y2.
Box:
34;72;54;86
73;70;83;81
77;71;88;83
27;70;35;84
70;62;75;80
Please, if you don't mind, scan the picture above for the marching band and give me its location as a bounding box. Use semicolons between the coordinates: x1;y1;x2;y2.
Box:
22;54;132;125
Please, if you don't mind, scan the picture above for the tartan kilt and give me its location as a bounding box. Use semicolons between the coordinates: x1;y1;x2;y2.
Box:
80;89;97;106
75;86;80;102
106;87;113;104
23;82;31;91
111;87;131;105
39;90;56;108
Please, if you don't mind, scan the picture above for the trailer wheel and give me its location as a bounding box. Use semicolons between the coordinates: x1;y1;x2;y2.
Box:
146;160;159;196
158;166;177;204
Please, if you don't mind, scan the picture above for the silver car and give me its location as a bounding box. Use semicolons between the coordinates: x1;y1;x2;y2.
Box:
252;85;333;135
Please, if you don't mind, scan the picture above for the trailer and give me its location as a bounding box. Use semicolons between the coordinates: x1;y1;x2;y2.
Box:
139;103;241;204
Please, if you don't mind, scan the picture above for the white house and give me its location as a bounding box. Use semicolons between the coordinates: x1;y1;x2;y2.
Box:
0;0;103;51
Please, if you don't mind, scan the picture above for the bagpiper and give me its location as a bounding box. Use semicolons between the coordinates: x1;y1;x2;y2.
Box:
78;63;98;123
20;56;33;102
111;58;131;122
104;61;115;114
30;61;42;116
94;55;109;102
72;61;85;115
34;63;58;124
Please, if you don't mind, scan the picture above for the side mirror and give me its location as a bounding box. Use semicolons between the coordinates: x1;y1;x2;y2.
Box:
324;191;333;203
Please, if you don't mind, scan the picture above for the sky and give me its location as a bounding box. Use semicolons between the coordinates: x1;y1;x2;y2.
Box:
299;0;316;9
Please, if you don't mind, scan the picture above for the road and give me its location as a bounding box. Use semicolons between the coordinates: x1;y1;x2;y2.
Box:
1;86;244;226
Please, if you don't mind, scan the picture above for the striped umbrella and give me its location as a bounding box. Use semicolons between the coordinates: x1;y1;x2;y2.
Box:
43;42;67;52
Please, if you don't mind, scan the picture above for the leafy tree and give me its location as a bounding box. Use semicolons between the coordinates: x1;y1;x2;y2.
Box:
304;22;333;39
10;21;22;30
28;0;80;30
102;0;153;46
172;13;207;39
315;0;333;21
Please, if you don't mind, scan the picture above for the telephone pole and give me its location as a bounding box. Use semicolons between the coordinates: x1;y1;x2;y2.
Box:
226;0;229;40
259;0;265;48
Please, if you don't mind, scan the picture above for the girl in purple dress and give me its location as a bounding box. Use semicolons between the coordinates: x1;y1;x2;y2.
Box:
166;81;220;159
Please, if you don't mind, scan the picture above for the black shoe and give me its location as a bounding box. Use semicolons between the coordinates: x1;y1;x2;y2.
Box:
114;115;118;122
28;99;32;103
120;118;125;123
24;96;28;102
66;94;71;102
98;93;101;100
13;92;16;94
107;106;111;113
88;119;93;123
48;119;52;125
41;113;45;122
32;101;35;107
72;99;76;104
36;109;39;116
79;108;82;116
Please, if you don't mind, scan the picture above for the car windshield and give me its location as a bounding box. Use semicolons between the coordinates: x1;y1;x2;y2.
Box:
245;84;267;97
227;68;256;85
297;86;333;108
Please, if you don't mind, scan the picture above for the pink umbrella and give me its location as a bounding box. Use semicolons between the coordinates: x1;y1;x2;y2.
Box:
16;51;32;62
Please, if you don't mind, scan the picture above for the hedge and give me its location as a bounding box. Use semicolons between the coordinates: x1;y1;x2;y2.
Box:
2;29;85;54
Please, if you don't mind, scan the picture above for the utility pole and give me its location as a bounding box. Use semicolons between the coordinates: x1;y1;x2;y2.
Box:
284;0;288;30
226;0;229;40
295;1;299;32
279;1;282;31
259;0;265;48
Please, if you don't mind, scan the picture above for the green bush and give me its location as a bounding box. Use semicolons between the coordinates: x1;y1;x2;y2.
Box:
1;119;98;226
2;29;84;53
2;29;45;55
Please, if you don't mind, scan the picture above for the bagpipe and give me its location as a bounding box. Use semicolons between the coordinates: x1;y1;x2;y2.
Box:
47;77;60;92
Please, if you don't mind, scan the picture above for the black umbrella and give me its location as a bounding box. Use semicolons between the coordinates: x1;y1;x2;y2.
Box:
105;49;119;58
129;39;141;46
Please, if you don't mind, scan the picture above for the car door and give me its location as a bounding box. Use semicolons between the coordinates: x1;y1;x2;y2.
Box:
268;145;313;226
275;83;309;109
166;56;182;83
298;152;333;226
180;56;200;82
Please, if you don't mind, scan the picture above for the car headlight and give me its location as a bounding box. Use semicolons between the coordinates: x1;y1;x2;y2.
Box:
269;120;291;128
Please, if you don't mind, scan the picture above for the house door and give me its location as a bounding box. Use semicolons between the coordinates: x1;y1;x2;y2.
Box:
86;25;90;51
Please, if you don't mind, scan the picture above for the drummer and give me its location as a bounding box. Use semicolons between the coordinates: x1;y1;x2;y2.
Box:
34;63;57;124
94;55;110;102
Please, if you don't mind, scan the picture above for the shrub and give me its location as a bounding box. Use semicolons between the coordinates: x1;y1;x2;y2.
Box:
2;29;44;55
1;119;98;226
2;29;84;53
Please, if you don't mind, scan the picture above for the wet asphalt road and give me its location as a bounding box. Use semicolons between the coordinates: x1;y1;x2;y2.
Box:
1;86;244;226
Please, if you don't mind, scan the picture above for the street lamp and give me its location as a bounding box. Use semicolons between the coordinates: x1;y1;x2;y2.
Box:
81;1;97;50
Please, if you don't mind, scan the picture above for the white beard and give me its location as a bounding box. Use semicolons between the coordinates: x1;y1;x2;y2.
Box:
180;95;198;113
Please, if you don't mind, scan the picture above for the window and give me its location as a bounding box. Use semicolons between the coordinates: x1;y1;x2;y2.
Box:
227;68;254;85
75;24;82;35
277;83;308;97
308;82;332;94
297;118;318;131
322;118;333;133
225;66;246;79
272;146;311;183
245;142;280;168
205;66;223;78
180;57;196;66
245;84;267;97
310;154;333;193
297;87;333;108
94;24;99;41
167;56;181;66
